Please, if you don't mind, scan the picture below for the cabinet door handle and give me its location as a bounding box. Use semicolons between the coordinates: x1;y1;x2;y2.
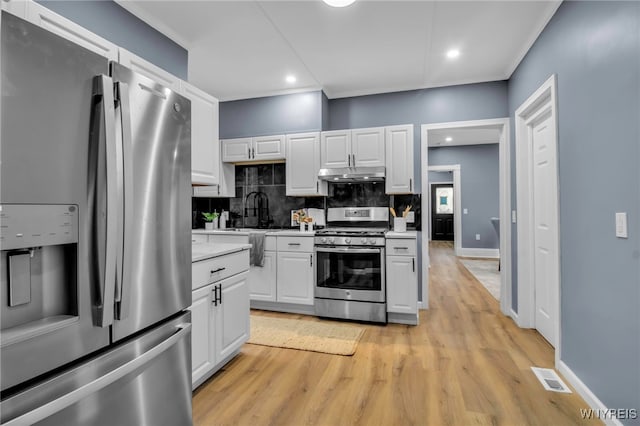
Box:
412;257;415;272
212;287;217;306
252;147;255;159
211;267;226;274
352;154;355;166
348;154;351;167
247;147;251;159
217;284;222;305
409;178;412;192
310;254;313;267
316;181;319;193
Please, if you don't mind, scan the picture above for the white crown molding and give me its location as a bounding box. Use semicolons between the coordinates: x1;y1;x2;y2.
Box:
214;85;324;102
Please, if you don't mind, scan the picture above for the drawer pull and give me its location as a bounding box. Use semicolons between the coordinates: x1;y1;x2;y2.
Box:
288;243;301;246
394;247;409;250
210;267;226;274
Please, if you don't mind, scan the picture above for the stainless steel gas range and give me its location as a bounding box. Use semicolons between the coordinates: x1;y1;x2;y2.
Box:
314;207;389;323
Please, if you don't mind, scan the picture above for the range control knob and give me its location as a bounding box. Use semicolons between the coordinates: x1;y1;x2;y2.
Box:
368;238;377;245
345;237;351;244
328;237;335;244
361;237;367;244
320;237;327;243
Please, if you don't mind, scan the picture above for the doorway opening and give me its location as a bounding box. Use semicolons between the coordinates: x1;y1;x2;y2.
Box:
420;118;511;316
431;183;454;241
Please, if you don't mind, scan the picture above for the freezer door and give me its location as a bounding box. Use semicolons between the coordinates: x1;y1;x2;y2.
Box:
0;313;192;426
109;63;192;341
0;12;111;391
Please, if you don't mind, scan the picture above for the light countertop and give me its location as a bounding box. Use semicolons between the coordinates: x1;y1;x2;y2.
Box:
192;229;315;237
386;230;418;239
192;242;251;262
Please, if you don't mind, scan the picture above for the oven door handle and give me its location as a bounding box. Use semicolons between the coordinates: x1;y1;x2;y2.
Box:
316;247;382;254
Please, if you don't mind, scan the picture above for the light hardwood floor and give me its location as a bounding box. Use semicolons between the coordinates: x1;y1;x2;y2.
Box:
193;241;597;425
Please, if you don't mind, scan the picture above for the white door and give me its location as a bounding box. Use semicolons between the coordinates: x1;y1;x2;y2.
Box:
386;255;417;314
248;251;277;302
286;132;326;196
277;252;314;305
216;272;250;361
351;127;385;167
531;111;559;346
385;125;414;194
190;284;215;386
253;135;285;161
320;130;351;168
221;138;251;162
180;81;219;185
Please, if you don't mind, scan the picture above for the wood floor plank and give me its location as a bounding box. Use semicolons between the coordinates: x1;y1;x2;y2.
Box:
192;241;599;425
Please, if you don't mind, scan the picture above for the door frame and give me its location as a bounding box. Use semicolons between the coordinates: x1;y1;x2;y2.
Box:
421;118;511;316
426;180;454;241
515;74;561;358
426;167;460;253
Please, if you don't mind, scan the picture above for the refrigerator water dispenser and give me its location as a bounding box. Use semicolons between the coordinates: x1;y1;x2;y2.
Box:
1;204;79;346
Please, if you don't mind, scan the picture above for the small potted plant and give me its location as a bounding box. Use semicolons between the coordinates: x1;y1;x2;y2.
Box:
202;212;219;230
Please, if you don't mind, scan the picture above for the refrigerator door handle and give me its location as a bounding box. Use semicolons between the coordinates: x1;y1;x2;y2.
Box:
2;323;191;426
92;75;117;328
114;81;133;320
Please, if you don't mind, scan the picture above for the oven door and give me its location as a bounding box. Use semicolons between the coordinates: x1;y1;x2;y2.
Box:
315;246;385;303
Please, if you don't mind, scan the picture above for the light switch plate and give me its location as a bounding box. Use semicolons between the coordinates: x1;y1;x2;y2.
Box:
463;208;468;215
615;212;628;238
512;210;517;223
475;234;481;240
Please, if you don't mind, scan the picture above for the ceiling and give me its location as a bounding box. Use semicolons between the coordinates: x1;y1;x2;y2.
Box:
428;126;501;147
116;0;561;102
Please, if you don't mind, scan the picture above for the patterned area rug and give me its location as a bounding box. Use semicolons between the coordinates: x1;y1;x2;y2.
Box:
247;315;365;356
459;258;501;300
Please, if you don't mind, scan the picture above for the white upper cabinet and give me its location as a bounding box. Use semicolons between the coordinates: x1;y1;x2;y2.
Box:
23;1;118;61
286;132;327;196
385;124;414;194
221;138;252;162
2;0;27;19
221;135;285;163
351;127;385;167
118;48;180;91
179;81;219;186
320;127;385;169
320;130;351;169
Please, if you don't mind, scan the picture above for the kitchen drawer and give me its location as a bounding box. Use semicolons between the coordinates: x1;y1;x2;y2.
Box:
277;236;314;252
192;249;249;290
265;235;277;251
386;238;416;256
192;234;208;243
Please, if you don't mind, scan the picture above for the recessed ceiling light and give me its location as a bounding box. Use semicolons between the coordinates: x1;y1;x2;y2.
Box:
446;49;460;59
445;137;453;142
323;0;356;7
285;75;297;84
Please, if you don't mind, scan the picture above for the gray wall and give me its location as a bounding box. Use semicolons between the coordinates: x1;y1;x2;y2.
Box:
428;171;453;183
428;145;499;249
220;91;324;139
36;0;188;79
508;1;640;415
328;81;508;194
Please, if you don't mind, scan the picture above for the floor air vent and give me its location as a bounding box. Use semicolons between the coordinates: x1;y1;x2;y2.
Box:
531;367;572;393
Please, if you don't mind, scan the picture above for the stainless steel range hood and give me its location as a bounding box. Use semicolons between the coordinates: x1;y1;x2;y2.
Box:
318;166;385;182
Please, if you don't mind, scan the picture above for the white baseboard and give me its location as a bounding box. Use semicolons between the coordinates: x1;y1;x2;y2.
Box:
510;308;521;326
556;360;623;426
458;248;499;259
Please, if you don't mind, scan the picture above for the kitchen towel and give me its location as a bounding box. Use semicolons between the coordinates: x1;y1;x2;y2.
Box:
249;232;265;267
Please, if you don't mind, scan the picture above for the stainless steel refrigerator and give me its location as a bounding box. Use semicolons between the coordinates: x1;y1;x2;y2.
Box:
0;11;192;425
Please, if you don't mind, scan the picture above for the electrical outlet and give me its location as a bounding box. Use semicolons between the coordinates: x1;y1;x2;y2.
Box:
512;210;517;223
463;208;468;215
475;234;481;240
406;211;415;223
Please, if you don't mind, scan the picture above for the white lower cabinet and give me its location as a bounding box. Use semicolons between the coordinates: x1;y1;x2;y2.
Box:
191;253;249;389
248;251;277;302
386;255;417;314
277;251;314;305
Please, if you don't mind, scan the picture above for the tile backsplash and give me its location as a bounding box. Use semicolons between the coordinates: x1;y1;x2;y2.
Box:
192;163;420;230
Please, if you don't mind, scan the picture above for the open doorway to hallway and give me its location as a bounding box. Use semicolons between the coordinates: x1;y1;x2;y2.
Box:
420;118;511;316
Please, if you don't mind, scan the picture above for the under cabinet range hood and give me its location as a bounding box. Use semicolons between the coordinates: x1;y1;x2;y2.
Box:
318;166;386;182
